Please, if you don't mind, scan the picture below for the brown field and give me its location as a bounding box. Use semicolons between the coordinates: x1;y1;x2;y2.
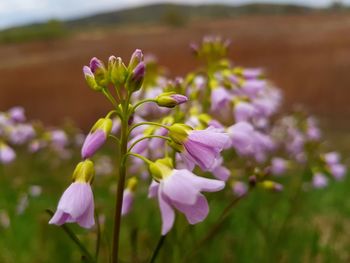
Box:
0;13;350;131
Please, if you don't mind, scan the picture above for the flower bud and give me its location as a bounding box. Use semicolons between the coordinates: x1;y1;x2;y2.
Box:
155;92;188;108
128;49;143;71
81;118;113;159
259;180;283;192
108;56;128;87
83;66;101;91
168;123;192;144
72;159;95;184
122;177;138;216
89;57;108;86
127;62;145;92
123;178;136;193
0;142;16;164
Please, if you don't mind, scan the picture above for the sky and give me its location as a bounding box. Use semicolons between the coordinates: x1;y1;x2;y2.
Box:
0;0;348;29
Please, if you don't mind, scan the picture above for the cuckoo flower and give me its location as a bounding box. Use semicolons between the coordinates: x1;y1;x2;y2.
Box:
211;157;231;181
270;157;288;176
227;122;254;155
121;177;138;216
82;117;112;159
329;164;346;180
49;160;95;228
312;172;328;189
168;124;229;171
148;158;225;235
324;152;340;166
8;106;26;122
210;87;232;112
0;142;16;164
234;101;255;122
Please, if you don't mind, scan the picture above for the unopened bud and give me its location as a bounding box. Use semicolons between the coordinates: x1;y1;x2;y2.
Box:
128;49;143;71
89;57;108;86
109;56;127;87
83;66;101;91
128;62;145;92
156;92;188;108
259;180;283;192
81;118;113;159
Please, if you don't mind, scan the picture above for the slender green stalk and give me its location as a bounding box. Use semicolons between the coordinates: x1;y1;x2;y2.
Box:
128;135;171;152
111;104;129;263
125;152;152;165
128;122;169;138
148;235;167;263
109;135;121;145
95;211;101;261
132;99;156;112
103;89;119;108
45;209;95;263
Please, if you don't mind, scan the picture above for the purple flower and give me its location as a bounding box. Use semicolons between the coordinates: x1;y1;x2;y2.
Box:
49;160;95;228
227;122;254;155
312;173;328;189
148;169;225;235
0;143;16;164
49;182;95;228
8;106;26;122
81;118;112;159
329;164;346;180
270;157;288;176
169;125;229;171
324;152;340;166
232;181;248;197
211;157;230;181
210;87;231;112
9;124;35;145
50;130;68;147
121;190;134;216
242;68;263;79
234;101;255;122
241;80;265;98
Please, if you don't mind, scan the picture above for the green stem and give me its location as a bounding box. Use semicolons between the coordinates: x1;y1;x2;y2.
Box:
128;122;169;138
128;135;171;152
106;110;119;119
95;211;101;261
103;89;119;108
132;99;156;112
109;135;121;145
111;105;129;263
125;152;152;165
45;209;95;263
148;235;167;263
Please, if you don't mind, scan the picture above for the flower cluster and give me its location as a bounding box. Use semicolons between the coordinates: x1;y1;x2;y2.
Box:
47;37;347;262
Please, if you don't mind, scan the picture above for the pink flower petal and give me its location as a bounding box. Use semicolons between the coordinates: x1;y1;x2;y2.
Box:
158;191;175;235
173;194;209;224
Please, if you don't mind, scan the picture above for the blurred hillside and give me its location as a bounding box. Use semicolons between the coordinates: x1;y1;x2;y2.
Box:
0;3;348;44
0;4;349;134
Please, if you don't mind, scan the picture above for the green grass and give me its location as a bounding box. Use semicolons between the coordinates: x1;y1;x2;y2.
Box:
0;149;349;263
